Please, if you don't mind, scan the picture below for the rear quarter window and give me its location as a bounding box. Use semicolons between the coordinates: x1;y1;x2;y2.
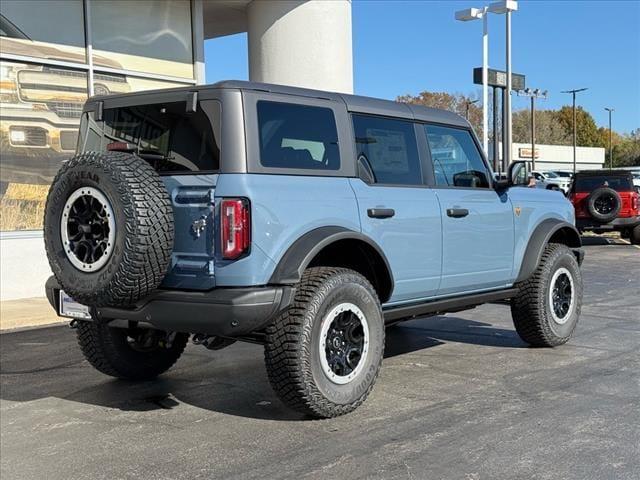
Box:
257;101;340;170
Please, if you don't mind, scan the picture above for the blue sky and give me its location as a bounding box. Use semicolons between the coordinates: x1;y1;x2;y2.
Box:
205;0;640;133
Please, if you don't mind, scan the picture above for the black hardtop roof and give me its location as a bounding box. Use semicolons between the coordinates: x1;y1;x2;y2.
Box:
575;169;633;178
87;80;469;127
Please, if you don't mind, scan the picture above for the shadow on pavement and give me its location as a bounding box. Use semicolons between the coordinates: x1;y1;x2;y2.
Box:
0;315;524;420
580;235;628;246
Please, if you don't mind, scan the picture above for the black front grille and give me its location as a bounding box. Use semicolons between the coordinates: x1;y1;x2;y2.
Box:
60;130;78;151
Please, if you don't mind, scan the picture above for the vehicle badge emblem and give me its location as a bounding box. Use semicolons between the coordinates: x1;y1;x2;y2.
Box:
514;206;522;217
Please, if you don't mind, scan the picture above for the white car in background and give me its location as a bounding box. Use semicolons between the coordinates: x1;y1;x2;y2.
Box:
532;170;571;193
632;172;640;193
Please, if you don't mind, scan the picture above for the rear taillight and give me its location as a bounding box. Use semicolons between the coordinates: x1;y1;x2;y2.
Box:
632;192;639;213
221;198;251;259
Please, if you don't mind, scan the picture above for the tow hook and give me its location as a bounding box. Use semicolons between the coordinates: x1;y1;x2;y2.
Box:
69;319;79;329
192;334;237;350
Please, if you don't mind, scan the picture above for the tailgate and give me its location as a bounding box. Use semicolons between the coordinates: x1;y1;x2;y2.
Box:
160;174;217;290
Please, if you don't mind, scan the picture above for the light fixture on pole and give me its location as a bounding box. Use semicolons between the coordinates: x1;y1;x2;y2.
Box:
488;0;518;167
464;98;480;119
455;6;489;154
517;88;547;170
561;87;588;174
605;107;614;169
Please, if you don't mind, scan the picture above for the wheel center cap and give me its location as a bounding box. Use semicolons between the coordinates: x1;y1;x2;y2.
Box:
332;337;341;349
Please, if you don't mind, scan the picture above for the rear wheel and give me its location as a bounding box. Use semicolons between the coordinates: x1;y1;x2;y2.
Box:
511;243;583;347
630;225;640;245
76;321;188;380
264;267;384;418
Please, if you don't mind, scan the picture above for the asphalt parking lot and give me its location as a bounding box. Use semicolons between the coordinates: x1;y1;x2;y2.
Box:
1;238;639;480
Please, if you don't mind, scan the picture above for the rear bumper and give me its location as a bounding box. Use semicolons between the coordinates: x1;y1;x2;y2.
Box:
45;277;294;337
576;216;640;231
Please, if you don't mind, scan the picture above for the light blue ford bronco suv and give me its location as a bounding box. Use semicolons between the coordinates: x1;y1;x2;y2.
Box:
43;81;584;418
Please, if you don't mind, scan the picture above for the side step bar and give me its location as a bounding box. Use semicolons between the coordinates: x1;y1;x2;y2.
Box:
383;288;519;323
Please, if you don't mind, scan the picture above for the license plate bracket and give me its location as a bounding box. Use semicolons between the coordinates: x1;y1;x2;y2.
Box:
59;290;91;320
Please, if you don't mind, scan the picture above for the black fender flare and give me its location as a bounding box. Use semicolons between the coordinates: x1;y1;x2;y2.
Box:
268;226;394;299
515;219;583;283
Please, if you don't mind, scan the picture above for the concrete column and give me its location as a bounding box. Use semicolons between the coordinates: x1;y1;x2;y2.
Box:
247;0;353;94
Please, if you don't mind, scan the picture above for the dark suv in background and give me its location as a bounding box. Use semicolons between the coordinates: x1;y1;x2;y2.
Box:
569;170;640;244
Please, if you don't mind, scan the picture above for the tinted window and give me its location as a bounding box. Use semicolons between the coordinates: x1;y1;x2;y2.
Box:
257;101;340;170
425;125;490;188
78;100;220;173
352;115;422;185
90;0;193;79
574;175;632;193
1;0;84;47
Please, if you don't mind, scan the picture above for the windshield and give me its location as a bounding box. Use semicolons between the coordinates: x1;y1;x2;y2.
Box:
544;171;559;178
553;171;572;178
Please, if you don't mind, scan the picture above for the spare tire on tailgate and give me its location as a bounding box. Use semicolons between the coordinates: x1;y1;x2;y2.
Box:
586;186;621;223
44;151;174;307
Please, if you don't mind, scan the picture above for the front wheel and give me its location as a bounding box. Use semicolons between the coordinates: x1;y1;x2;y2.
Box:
264;267;384;418
511;243;583;347
77;321;189;380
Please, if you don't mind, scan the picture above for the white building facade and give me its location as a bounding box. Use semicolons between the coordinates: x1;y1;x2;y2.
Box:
0;0;353;301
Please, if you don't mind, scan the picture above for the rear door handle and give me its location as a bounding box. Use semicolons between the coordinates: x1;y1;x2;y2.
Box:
446;208;469;218
367;208;395;219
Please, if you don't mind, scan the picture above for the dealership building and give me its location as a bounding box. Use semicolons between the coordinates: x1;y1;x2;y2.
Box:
0;0;352;301
0;0;604;304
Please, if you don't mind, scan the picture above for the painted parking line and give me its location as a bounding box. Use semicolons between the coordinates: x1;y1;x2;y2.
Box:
618;238;640;250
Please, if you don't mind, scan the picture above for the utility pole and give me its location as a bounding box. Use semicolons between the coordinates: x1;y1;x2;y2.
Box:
561;88;588;174
605;107;614;169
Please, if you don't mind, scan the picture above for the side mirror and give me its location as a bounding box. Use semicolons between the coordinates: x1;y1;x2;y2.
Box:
508;161;530;187
493;161;530;190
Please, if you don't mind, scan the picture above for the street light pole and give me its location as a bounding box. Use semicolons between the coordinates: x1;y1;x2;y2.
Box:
505;7;512;166
517;88;547;170
488;1;518;166
605;107;614;169
482;7;489;154
455;6;489;154
561;88;588;174
465;98;479;119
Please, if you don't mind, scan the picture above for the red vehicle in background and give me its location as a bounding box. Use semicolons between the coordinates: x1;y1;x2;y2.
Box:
569;170;640;244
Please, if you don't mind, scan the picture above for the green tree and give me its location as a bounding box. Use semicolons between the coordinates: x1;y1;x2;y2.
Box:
556;106;603;147
612;130;640;167
397;91;484;140
513;109;571;145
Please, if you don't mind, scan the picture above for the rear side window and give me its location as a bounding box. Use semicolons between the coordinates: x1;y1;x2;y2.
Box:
352;114;422;185
574;175;632;192
78;100;221;173
425;125;490;188
257;101;340;170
